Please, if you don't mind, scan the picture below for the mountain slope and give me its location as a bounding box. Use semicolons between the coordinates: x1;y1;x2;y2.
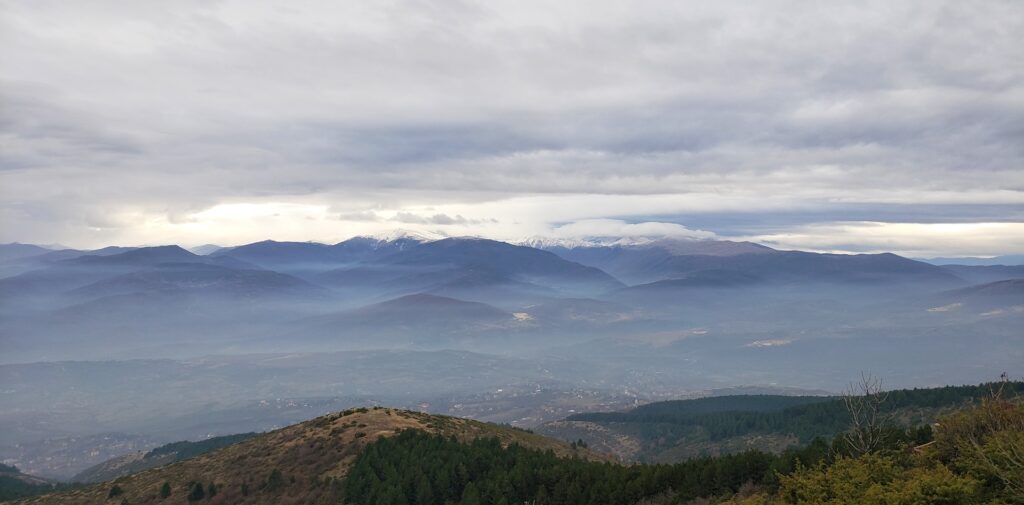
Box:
71;433;259;483
0;464;64;502
0;244;53;263
287;294;519;349
546;239;774;284
15;408;599;505
657;251;960;285
66;245;200;266
548;239;960;287
939;264;1024;284
65;264;326;302
929;279;1024;313
0;246;251;299
0;247;142;279
319;238;623;300
212;236;428;277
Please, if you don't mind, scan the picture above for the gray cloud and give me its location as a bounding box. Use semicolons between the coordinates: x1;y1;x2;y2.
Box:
0;0;1021;253
391;212;494;226
337;210;382;222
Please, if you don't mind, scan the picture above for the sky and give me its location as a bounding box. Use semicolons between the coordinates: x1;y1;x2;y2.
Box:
1;0;1022;257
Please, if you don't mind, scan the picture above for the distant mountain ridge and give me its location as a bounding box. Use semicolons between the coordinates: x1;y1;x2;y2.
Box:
316;237;625;301
0;243;56;262
66;245;199;266
540;239;960;286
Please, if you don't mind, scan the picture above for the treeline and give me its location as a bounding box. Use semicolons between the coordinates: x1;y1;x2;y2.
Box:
345;395;1023;504
343;425;929;505
345;431;773;505
569;382;1024;442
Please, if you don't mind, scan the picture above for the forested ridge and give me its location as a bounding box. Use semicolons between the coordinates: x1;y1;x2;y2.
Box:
145;433;258;461
569;382;1024;443
345;430;780;505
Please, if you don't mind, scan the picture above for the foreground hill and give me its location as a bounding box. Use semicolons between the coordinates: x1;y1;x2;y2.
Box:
14;408;600;505
11;384;1024;504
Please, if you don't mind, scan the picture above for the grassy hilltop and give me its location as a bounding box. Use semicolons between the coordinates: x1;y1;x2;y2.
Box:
11;407;601;505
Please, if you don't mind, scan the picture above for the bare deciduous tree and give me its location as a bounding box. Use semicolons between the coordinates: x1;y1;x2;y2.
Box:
842;373;891;456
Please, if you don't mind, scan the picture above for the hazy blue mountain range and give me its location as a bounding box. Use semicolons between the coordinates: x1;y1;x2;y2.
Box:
1;236;1022;481
2;236;1021;362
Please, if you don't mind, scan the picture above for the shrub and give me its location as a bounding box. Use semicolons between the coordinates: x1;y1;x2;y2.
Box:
932;397;1024;501
264;468;285;492
107;485;123;498
775;454;982;504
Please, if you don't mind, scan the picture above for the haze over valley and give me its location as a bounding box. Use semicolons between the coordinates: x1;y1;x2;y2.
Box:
2;0;1023;502
2;235;1021;480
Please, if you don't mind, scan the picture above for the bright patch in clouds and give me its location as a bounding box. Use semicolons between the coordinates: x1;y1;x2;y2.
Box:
549;219;715;241
744;222;1024;258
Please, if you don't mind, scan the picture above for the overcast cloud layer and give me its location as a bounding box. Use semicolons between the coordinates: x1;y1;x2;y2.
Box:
1;0;1022;256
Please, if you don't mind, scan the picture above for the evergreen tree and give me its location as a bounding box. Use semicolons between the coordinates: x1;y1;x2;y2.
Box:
186;482;204;502
414;474;433;505
461;482;481;505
